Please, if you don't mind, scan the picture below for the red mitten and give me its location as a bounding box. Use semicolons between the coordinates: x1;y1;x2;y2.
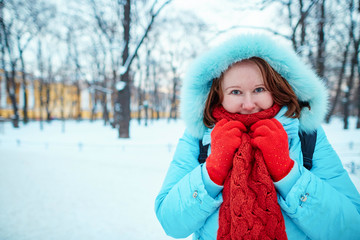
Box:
206;119;246;185
250;118;294;182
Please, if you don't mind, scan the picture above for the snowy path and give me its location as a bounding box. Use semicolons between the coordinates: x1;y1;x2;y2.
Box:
0;119;359;240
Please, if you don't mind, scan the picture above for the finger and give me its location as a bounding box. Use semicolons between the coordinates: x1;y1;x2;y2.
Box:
215;119;228;128
237;122;247;132
252;124;272;138
250;119;273;132
250;137;264;149
228;132;242;144
223;121;247;132
227;128;242;138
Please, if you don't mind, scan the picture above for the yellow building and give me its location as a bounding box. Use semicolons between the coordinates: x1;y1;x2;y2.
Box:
0;70;97;120
0;70;179;121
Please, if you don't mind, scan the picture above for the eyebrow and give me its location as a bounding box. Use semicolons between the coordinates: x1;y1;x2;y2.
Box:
224;84;265;91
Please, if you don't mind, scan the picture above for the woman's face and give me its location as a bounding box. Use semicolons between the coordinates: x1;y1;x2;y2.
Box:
221;60;274;114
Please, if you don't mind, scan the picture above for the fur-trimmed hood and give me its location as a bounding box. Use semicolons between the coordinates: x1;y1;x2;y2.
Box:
180;34;329;139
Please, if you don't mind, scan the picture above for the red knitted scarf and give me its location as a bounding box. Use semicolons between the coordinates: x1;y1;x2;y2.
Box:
212;104;287;240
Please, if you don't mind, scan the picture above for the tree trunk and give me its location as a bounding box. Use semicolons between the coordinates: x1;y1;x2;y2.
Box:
169;76;178;120
137;83;143;125
101;81;109;125
46;58;53;122
344;0;359;129
45;83;51;122
8;67;19;127
19;52;29;123
115;0;131;138
114;0;171;136
102;94;109;125
117;82;131;138
287;1;298;52
356;63;360;128
76;83;81;120
355;42;360;128
357;43;360;128
316;0;326;78
0;51;19;128
355;5;360;128
153;65;159;120
37;40;44;129
325;41;350;123
61;79;65;133
299;0;306;48
145;48;150;124
343;46;357;129
0;3;19;127
111;69;117;128
91;90;97;122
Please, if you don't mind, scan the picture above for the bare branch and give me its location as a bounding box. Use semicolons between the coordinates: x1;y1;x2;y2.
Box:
120;0;172;75
292;0;319;34
210;25;292;41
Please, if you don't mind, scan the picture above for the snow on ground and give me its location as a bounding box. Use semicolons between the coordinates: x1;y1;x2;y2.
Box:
0;118;359;240
321;117;360;190
0;119;187;240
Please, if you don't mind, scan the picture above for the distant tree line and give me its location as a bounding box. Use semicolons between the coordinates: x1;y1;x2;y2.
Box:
0;0;359;138
253;0;360;128
0;0;207;137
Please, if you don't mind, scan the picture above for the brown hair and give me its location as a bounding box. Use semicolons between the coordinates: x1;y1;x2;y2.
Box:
203;57;302;128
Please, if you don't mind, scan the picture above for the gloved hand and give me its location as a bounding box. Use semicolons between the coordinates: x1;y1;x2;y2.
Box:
206;119;246;185
250;118;294;182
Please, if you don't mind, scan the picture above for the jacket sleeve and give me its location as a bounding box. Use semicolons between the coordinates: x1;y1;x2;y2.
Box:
277;126;360;240
154;129;222;238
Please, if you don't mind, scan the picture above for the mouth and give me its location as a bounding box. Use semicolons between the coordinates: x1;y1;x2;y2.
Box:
238;110;261;115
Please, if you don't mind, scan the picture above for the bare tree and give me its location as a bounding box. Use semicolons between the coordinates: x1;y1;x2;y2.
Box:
37;39;45;129
45;55;54;121
315;0;326;78
88;0;172;137
160;13;207;121
245;0;360;127
343;0;359;129
274;0;319;54
168;51;179;120
0;0;55;127
89;0;123;120
87;27;111;124
113;0;172;138
357;48;360;128
134;55;144;124
0;0;20;127
325;40;350;123
354;1;360;129
69;29;83;121
152;58;160;120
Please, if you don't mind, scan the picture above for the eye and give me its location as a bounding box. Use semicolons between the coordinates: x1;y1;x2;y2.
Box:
230;90;241;95
254;87;265;93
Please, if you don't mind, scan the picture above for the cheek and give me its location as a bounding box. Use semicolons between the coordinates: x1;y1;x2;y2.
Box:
261;94;274;108
221;96;238;112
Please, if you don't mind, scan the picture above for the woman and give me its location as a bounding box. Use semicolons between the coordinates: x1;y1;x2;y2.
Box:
155;34;360;240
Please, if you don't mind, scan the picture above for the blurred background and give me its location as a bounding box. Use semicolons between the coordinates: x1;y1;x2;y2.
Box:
0;0;359;239
1;0;359;134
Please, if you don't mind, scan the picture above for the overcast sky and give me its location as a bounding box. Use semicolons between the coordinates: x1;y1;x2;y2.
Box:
166;0;287;46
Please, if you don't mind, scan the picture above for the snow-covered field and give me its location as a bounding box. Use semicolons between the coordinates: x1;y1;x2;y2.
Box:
0;118;359;240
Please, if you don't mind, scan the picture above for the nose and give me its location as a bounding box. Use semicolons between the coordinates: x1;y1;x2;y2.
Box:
241;94;256;111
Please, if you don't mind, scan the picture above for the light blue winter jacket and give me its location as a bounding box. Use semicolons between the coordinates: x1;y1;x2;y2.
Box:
155;34;360;239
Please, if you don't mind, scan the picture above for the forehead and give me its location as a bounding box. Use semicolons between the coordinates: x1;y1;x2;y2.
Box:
222;60;264;84
225;60;259;73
